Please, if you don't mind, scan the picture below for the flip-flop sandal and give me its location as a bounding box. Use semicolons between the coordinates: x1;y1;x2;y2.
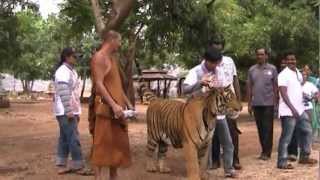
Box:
58;168;73;175
278;164;294;169
73;168;95;176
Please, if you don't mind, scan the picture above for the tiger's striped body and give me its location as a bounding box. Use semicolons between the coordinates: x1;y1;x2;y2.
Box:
147;99;184;149
140;84;241;180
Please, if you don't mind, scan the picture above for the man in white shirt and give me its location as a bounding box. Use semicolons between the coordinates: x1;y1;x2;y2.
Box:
183;47;237;178
277;51;317;169
208;37;243;170
302;70;319;117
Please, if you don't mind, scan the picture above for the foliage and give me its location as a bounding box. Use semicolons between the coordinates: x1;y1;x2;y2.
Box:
0;0;319;88
0;0;38;71
14;10;54;91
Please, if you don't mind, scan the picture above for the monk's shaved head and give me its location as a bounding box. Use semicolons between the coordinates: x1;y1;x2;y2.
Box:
102;30;121;42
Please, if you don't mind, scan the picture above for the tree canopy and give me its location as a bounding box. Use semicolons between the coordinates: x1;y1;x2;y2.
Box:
0;0;319;92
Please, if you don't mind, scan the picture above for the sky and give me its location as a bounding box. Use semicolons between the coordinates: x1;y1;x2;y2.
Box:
33;0;62;18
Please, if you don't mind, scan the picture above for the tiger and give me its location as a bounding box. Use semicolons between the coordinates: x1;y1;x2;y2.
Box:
140;83;242;180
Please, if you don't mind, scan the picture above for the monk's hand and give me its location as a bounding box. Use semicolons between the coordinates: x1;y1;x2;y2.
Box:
112;104;124;119
128;104;134;111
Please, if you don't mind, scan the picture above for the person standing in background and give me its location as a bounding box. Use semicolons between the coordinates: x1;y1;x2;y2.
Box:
277;51;317;169
247;48;278;160
54;47;84;174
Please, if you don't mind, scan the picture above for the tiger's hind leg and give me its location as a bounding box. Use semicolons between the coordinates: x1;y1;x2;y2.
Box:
146;139;159;172
158;140;171;173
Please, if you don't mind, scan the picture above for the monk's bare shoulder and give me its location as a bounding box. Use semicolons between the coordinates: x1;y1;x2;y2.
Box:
91;52;111;70
91;52;111;78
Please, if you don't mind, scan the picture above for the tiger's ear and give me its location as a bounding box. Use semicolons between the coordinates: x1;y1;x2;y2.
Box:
202;91;211;98
224;84;231;90
208;86;218;93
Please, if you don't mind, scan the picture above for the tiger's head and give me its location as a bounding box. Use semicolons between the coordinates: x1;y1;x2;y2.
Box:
203;85;242;129
219;85;242;114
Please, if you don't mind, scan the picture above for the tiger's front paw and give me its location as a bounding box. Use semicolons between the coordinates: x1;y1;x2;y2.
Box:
159;166;171;174
159;159;171;174
146;161;158;173
201;171;210;180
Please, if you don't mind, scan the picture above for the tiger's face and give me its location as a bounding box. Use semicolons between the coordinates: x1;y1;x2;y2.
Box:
208;85;242;116
220;85;242;113
201;85;241;131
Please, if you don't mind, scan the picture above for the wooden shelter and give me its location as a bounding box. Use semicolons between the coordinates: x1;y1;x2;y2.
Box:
133;70;177;102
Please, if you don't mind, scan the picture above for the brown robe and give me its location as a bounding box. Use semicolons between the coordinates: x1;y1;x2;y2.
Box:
90;57;131;167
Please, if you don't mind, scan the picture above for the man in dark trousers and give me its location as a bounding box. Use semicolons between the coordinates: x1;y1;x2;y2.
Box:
247;48;278;160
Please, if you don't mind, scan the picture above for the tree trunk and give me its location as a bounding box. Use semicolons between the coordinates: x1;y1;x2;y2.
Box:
21;80;27;93
30;80;34;92
104;0;135;32
89;0;136;107
90;0;105;35
0;75;9;108
21;79;33;94
90;0;135;35
122;30;137;107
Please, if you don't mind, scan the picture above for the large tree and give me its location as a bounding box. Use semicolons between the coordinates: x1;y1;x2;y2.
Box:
90;0;137;105
14;9;53;92
211;0;319;79
0;0;38;72
59;0;137;104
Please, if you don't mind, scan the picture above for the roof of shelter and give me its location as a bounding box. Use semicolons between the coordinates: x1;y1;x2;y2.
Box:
133;70;177;81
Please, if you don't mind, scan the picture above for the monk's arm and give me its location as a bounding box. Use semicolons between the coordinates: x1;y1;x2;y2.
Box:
122;92;134;110
92;56;117;108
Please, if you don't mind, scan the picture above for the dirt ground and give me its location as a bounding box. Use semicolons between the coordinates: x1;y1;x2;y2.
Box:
0;101;318;180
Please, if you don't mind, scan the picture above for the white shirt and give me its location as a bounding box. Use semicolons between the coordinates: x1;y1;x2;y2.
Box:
184;61;211;87
53;64;81;116
215;56;237;91
184;56;238;119
184;56;237;88
302;81;318;110
278;67;305;117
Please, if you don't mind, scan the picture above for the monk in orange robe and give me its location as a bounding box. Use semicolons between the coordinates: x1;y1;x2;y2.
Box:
89;30;132;180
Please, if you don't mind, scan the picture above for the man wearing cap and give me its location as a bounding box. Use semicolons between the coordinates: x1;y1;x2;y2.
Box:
183;47;238;178
209;36;243;171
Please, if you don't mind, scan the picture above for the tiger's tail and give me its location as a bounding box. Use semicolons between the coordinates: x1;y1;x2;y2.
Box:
139;82;158;102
